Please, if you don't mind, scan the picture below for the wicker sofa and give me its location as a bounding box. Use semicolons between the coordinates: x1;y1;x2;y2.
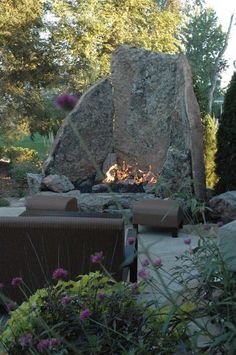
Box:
0;215;137;304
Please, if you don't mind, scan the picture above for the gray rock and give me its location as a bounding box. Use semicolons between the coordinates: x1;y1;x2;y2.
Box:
43;174;75;193
111;46;205;200
218;220;236;271
27;173;45;195
92;184;109;193
155;147;192;198
209;191;236;222
38;191;156;214
43;77;114;183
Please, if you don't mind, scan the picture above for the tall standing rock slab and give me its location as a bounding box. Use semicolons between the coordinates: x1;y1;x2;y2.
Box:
43;78;114;183
111;46;206;200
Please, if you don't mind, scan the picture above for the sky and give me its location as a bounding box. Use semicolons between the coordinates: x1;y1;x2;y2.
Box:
206;0;236;88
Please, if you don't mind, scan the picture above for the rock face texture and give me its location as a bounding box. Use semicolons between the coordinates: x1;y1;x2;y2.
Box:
209;191;236;222
43;77;114;183
218;220;236;271
111;46;205;200
43;46;206;199
43;174;75;193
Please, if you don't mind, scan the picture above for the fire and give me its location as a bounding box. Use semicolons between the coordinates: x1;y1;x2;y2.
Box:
103;161;157;185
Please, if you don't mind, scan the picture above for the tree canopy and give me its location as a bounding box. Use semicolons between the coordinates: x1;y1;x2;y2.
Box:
0;0;181;137
183;6;228;114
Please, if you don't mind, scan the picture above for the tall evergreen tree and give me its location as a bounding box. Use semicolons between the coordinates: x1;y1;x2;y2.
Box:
216;72;236;192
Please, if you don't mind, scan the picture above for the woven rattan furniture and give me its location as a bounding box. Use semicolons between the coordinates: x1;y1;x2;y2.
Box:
24;195;78;214
0;216;137;303
133;199;183;237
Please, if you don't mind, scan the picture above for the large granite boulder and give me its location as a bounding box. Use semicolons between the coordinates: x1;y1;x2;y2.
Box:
111;46;205;200
218;220;236;271
42;46;206;199
43;77;114;183
209;191;236;222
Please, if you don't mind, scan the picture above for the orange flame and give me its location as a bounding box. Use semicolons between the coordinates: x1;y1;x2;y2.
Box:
103;162;157;185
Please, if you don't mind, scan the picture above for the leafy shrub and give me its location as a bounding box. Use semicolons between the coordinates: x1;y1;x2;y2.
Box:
9;161;40;186
1;272;183;354
3;146;40;166
0;197;10;207
203;114;218;189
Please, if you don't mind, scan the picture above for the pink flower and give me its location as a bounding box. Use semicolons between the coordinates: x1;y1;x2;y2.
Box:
80;308;90;320
11;277;23;286
127;237;136;245
37;338;60;352
55;94;78;111
0;283;4;289
203;224;211;231
131;282;139;292
61;295;70;305
98;292;106;300
138;269;150;279
154;258;162;267
91;251;104;264
52;268;68;280
184;238;191;245
7;302;16;312
141;259;149;267
18;333;33;347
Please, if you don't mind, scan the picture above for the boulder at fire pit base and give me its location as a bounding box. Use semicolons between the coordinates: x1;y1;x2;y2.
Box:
209;191;236;222
218;220;236;272
43;175;74;193
27;173;45;195
155;147;192;198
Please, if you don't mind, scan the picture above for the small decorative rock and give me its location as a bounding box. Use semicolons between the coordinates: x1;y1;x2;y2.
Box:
43;175;75;193
218;220;236;272
27;173;45;195
209;191;236;222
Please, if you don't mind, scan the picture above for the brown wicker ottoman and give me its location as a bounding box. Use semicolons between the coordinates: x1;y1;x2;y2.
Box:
133;199;183;237
21;195;78;216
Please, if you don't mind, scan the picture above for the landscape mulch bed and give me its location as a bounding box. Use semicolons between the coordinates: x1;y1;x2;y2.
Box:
0;177;19;198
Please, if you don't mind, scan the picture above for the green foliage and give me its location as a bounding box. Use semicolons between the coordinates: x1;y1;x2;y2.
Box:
183;6;227;114
2;147;40;166
173;232;236;352
1;146;41;186
9;161;41;186
203;114;218;188
51;0;181;92
216;72;236;192
0;198;10;207
1;272;182;354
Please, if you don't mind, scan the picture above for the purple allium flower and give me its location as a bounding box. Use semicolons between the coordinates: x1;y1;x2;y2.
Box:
11;277;23;286
80;308;90;320
127;237;136;245
203;224;211;231
141;259;149;267
154;258;162;267
18;333;33;347
37;338;60;352
52;268;68;280
7;302;16;312
98;292;106;300
131;282;139;292
184;238;191;245
0;283;4;289
138;269;150;279
61;295;70;305
91;251;104;264
55;94;78;111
